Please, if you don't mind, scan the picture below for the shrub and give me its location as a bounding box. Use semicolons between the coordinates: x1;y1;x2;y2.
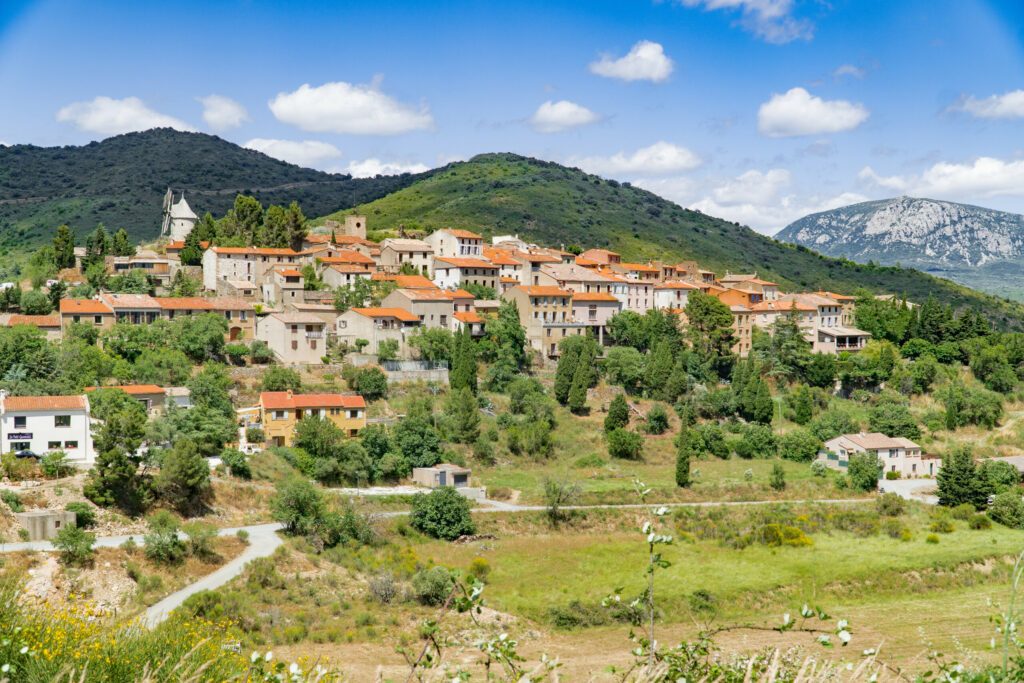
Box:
778;429;820;463
882;518;908;539
925;533;940;544
468;557;491;582
220;448;251;479
245;427;265;444
988;492;1024;528
1;490;23;512
236;529;250;544
409;487;475;541
607;428;643;460
969;514;992;530
734;424;777;459
352;367;388;400
154;441;212;516
368;573;398;604
604;394;630;433
52;524;95;566
65;501;97;528
929;517;955;534
644;404;670;435
809;461;827;477
40;451;74;478
261;366;303;392
884;471;900;480
412;566;455;606
753;524;811;547
548;601;610;629
950;503;976;521
769;462;786;491
143;510;186;565
183;521;217;561
875;492;905;517
848;453;882;492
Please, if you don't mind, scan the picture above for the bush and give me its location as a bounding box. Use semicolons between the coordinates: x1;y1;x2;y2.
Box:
988;492;1024;528
969;514;992;530
352;367;388;401
1;490;23;513
884;471;900;480
409;487;475;541
412;566;455;606
769;462;786;491
950;503;976;521
607;428;643;460
245;427;265;444
468;557;491;582
220;448;251;479
734;424;777;460
929;517;955;534
65;501;97;528
875;492;905;517
52;524;95;566
925;533;940;544
644;404;670;435
548;601;610;629
40;451;73;478
368;573;398;604
183;521;217;561
143;510;186;565
848;453;883;492
778;429;820;463
261;366;302;392
882;518;908;539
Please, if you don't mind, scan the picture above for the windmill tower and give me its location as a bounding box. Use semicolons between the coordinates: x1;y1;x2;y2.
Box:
160;189;199;241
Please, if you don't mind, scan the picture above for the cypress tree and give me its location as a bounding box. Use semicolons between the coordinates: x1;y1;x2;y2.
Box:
770;462;786;491
554;341;581;405
605;394;630;433
450;329;478;394
644;340;675;399
446;387;480;444
568;357;590;415
675;432;692;488
751;379;774;425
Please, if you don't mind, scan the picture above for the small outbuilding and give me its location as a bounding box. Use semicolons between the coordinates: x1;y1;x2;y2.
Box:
15;510;77;541
412;463;471;489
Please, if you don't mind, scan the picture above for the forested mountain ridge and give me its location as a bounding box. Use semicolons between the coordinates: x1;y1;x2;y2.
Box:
0;129;424;247
321;153;1024;331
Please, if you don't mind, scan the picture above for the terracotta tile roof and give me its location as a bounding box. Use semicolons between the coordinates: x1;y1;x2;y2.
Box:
482;248;520;266
207;297;253;310
381;238;432;252
500;276;519;283
434;257;497;269
318;250;375;265
4;395;87;411
273;268;305;277
260;391;366;410
518;286;571;297
836;432;920;450
269;313;326;325
748;278;779;286
99;293;160;309
656;280;699;290
514;251;561;264
580;248;620;260
574;257;601;267
211;246;300;256
443;229;482;239
571;292;619;302
7;314;60;327
750;300;815;313
349;307;421;322
333;235;377;246
454;311;483;324
154;297;214;310
815;290;856;302
60;299;113;315
618;262;659;273
85;384;164;395
387;275;438;289
446;289;474;300
327;264;372;274
304;234;333;244
393;288;457;302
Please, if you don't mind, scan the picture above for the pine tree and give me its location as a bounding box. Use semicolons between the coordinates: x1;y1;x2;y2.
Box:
111;228;133;256
83;449;146;514
675;431;692;488
568;357;590;415
770;462;786;491
52;224;76;270
751;379;774;425
605;394;630;433
789;384;814;425
663;356;690;404
936;446;990;508
285;201;308;252
180;227;204;265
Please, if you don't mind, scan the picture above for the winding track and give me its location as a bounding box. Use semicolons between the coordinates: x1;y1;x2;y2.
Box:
3;497;870;627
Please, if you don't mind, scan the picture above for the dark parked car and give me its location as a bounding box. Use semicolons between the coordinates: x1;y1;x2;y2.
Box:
14;450;38;459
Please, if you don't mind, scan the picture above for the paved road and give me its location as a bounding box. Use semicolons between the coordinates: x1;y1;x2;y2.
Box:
4;496;873;627
878;478;938;505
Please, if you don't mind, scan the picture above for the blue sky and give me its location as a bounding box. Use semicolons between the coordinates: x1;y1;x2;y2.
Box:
2;0;1024;233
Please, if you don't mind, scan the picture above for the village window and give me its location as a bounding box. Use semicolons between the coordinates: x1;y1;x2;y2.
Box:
48;441;61;450
10;442;29;452
291;340;298;350
224;311;232;320
273;411;287;420
94;315;102;324
310;340;317;350
63;440;77;450
54;415;71;428
72;315;81;323
349;410;361;419
13;416;26;429
291;325;298;333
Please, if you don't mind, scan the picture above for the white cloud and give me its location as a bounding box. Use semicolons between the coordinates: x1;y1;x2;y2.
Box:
269;80;433;135
529;100;599;133
712;168;791;205
589;40;674;83
198;95;249;130
757;87;869;137
243;138;341;168
676;0;813;44
688;191;868;234
56;96;195;136
833;64;866;79
343;158;430;177
952;90;1024;119
572;141;701;176
857;166;909;192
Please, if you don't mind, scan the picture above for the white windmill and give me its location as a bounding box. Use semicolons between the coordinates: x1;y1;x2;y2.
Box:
160;188;199;241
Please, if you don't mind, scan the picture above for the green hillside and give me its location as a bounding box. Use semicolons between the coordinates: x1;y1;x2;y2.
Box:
323;152;1024;330
0;129;423;247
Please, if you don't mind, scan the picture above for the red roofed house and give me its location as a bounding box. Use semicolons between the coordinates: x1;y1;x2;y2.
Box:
502;286;587;357
653;280;699;311
424;228;484;258
261;266;305;305
260;390;367;446
85;384;166;417
431;257;499;291
202;246;306;292
5;314;62;341
453;310;486;337
0;393;95;464
381;288;455;329
59;298;115;333
334;307;422;357
322;264;373;289
571;291;622;344
255;312;328;364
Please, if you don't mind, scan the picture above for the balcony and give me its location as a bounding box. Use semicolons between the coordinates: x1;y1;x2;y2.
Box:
305;331;324;339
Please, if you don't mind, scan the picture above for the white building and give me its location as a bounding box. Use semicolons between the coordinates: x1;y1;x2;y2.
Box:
818;432;941;479
431;257;499;291
166;193;198;242
202;246;306;291
0;393;95;465
424;229;484;258
653;280;699;311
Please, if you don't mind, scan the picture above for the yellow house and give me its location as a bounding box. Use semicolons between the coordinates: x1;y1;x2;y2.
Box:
259;391;367;446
